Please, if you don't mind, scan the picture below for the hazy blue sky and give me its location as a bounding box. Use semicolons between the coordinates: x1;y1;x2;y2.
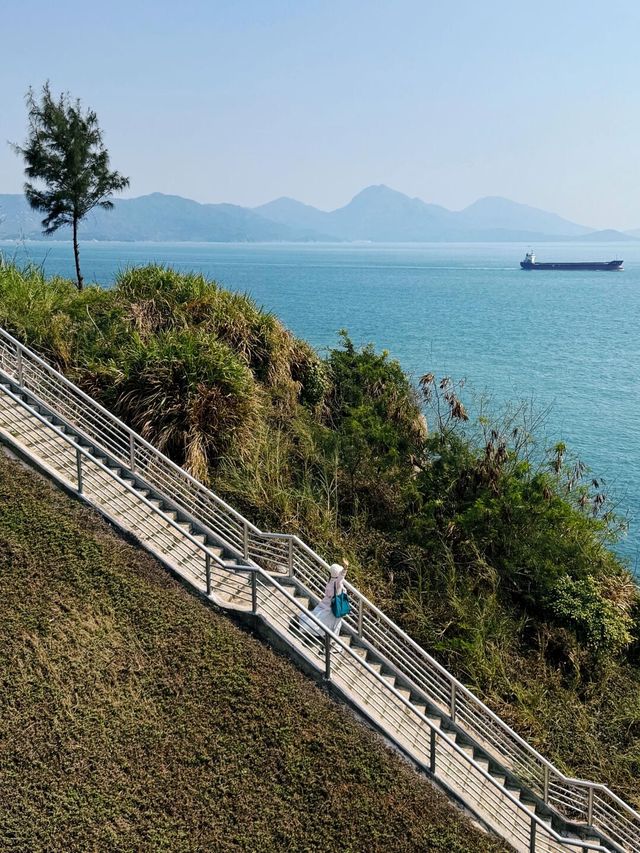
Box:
2;0;640;228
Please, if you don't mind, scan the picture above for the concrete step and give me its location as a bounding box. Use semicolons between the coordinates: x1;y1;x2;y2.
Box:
457;741;475;759
348;645;367;660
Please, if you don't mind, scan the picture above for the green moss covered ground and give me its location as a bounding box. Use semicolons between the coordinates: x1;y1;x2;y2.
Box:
0;454;506;853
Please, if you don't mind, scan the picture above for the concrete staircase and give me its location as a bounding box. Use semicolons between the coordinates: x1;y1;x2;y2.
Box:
0;328;638;853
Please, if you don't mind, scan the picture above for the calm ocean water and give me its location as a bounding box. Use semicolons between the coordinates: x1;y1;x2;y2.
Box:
2;239;639;568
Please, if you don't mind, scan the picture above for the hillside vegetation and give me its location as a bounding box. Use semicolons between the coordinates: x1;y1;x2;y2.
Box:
0;454;506;853
0;261;638;808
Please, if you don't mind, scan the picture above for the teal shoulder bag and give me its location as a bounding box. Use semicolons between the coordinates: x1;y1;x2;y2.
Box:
331;580;351;618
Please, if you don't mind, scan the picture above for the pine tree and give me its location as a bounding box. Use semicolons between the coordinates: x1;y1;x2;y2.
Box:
13;83;129;290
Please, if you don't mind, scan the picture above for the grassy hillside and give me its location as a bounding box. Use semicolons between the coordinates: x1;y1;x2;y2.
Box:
0;454;506;853
0;261;638;809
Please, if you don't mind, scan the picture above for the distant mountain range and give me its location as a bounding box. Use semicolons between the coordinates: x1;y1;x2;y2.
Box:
0;186;636;243
254;186;600;242
0;193;331;243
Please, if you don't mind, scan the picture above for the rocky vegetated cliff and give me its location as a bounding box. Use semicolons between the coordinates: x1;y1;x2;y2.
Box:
1;261;638;808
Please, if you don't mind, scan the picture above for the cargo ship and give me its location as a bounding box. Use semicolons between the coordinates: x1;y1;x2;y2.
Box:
520;252;623;271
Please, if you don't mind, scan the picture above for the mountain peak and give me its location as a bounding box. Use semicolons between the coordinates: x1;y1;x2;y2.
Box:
458;196;591;236
260;195;299;205
256;195;320;212
350;184;408;202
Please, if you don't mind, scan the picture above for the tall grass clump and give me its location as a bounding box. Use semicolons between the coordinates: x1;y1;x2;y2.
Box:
95;329;259;479
115;266;326;412
0;262;76;359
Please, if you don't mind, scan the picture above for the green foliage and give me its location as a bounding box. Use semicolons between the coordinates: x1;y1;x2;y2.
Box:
115;264;212;306
548;575;635;654
291;339;330;408
95;329;258;479
0;263;327;481
114;265;324;412
399;388;636;664
322;331;425;523
0;261;77;355
327;330;424;452
13;82;129;289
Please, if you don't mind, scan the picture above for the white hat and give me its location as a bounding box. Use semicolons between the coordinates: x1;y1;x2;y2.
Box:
329;563;344;578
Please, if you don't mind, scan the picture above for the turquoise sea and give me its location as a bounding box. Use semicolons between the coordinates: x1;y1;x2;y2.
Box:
2;239;639;568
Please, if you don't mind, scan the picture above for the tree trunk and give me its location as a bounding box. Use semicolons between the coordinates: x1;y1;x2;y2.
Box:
72;216;83;291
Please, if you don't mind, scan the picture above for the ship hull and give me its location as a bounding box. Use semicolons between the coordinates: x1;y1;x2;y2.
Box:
520;260;623;271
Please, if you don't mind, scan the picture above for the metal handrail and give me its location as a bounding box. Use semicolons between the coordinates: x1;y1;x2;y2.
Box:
0;324;637;852
0;383;611;853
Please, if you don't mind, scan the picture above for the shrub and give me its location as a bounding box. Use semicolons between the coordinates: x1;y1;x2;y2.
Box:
548;574;635;655
0;262;76;359
322;332;425;522
94;329;259;480
116;264;213;306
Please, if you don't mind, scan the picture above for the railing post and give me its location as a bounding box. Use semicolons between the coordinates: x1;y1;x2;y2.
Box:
450;681;457;722
357;598;363;638
129;433;136;472
529;815;536;853
430;727;436;775
324;632;331;680
243;521;249;560
205;553;212;596
16;347;23;387
288;537;294;577
76;449;83;494
251;570;258;614
543;765;549;804
587;786;594;825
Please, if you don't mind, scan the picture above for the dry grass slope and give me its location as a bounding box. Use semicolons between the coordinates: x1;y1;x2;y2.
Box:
0;454;508;853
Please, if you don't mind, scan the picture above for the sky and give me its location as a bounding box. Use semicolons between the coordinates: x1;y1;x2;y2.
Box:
2;0;640;229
